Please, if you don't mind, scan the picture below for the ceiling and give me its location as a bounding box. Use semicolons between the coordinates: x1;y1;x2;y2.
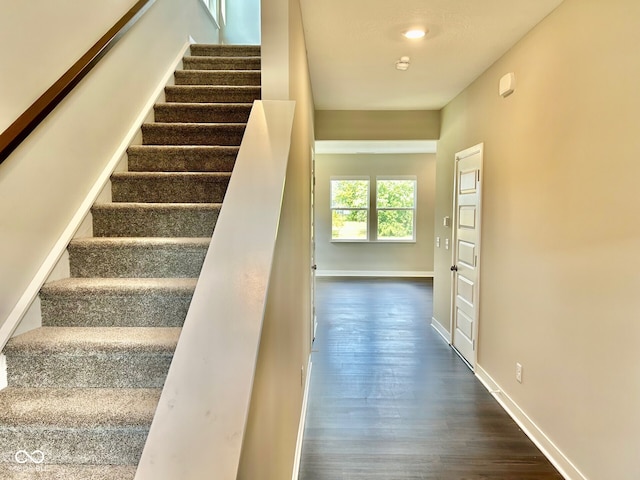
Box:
299;0;563;111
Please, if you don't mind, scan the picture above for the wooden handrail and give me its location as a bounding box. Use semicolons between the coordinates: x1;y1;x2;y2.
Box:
0;0;156;165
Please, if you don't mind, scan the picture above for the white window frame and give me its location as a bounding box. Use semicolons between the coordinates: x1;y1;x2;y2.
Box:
201;0;224;27
330;176;370;242
375;175;417;243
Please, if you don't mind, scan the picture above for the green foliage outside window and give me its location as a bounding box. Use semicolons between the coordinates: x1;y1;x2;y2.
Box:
377;180;415;240
331;179;368;240
330;178;416;241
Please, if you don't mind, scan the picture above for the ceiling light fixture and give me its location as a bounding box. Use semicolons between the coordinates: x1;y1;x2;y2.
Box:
404;29;426;39
396;56;410;71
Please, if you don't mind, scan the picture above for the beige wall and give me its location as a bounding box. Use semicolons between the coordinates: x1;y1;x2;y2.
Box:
315;110;440;140
0;0;218;336
433;0;640;478
315;153;435;274
0;0;137;132
238;0;314;478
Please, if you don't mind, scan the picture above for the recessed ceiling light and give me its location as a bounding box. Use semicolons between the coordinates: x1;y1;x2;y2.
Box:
404;29;426;39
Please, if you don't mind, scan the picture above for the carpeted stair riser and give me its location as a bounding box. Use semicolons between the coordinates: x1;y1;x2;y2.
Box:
141;123;246;146
182;56;260;71
92;203;220;237
175;70;261;86
5;327;179;388
154;103;252;124
190;44;260;57
41;278;196;328
127;146;238;172
68;238;209;278
0;388;159;465
111;172;230;203
165;85;261;103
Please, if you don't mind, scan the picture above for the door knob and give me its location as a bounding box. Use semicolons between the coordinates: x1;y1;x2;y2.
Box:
311;264;317;271
450;265;458;272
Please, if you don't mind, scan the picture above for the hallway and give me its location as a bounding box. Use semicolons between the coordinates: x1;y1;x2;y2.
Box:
298;278;562;479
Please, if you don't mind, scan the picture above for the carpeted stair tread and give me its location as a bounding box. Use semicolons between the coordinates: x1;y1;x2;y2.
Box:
190;44;260;57
153;103;252;123
127;145;238;172
68;237;209;278
5;327;180;355
5;327;179;388
41;277;197;296
141;122;246;146
0;388;160;428
111;172;231;203
0;388;159;465
174;70;261;86
182;56;260;71
40;278;196;328
92;202;221;237
0;464;136;480
165;85;261;103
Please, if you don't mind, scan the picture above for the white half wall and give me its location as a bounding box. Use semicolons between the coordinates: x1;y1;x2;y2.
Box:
315;153;435;275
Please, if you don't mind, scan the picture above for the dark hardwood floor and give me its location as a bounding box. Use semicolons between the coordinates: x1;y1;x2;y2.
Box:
298;278;562;480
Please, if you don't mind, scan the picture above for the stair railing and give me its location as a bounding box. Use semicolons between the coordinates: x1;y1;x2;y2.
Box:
0;0;156;165
135;100;296;480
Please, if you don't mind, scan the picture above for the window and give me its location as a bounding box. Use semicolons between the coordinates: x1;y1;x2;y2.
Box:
330;178;369;240
202;0;224;26
376;177;416;241
330;176;417;242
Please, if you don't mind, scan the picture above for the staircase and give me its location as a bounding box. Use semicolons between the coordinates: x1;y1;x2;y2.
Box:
0;44;260;479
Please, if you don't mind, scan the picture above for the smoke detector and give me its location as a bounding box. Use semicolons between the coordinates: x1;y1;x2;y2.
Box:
396;56;410;71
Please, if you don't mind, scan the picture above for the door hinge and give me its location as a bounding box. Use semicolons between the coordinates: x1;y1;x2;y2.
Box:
477;170;481;182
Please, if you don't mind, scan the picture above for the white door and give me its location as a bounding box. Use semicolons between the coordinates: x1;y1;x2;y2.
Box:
310;148;317;344
451;143;483;368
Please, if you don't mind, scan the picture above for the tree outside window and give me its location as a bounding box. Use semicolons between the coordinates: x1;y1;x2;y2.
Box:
330;177;417;242
376;178;416;241
330;178;369;240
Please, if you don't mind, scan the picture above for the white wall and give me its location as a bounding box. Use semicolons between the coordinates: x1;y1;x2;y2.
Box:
0;0;219;337
315;153;435;275
0;0;137;132
221;0;261;44
433;0;640;478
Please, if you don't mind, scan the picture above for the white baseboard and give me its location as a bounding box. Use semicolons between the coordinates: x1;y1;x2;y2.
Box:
431;317;451;343
0;354;6;391
0;41;192;352
316;270;434;278
475;365;587;480
292;357;312;480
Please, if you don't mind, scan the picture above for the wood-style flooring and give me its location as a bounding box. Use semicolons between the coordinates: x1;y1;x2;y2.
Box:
298;278;562;480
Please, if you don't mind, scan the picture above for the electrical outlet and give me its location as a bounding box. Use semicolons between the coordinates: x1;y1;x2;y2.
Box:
516;362;523;383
